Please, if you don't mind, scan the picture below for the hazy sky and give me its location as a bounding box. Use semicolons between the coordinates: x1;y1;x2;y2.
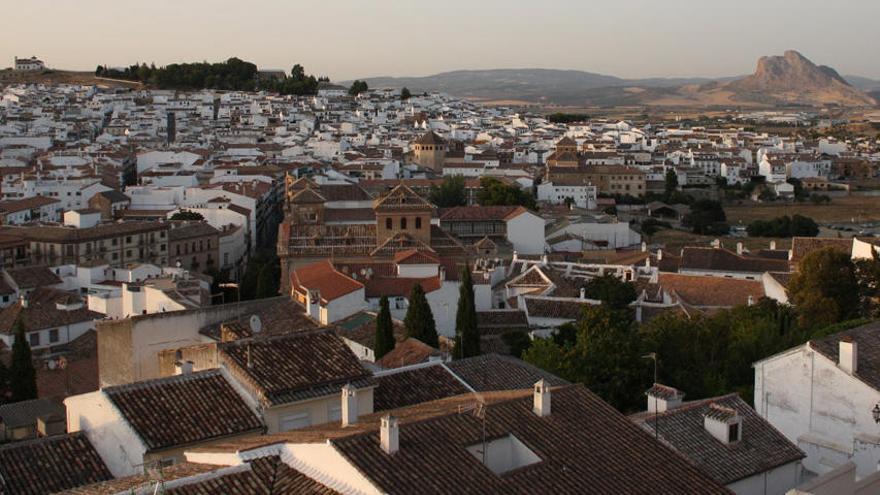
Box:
2;0;879;80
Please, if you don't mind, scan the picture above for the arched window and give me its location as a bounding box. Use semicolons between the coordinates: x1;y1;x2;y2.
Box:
415;217;422;229
385;218;392;230
401;217;408;230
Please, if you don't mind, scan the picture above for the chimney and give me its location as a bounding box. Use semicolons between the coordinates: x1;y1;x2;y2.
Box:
703;404;742;444
341;383;358;426
747;295;754;306
736;242;744;255
439;265;445;282
839;336;857;374
646;384;684;413
641;241;647;252
174;360;193;375
770;240;777;250
657;249;663;261
579;288;586;300
19;294;27;308
380;415;399;454
533;379;551;417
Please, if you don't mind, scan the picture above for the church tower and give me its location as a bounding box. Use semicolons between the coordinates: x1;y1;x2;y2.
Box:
411;131;447;171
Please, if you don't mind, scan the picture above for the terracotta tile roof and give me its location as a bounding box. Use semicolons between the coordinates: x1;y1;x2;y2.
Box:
291;260;364;303
61;462;219;494
439;205;529;222
414;131;446;145
524;297;595;320
0;432;112;495
333;311;407;349
4;265;62;289
444;353;568;392
372;184;434;212
809;320;880;391
0;195;59;213
0;287;101;335
658;273;765;308
0;221;167;243
322;207;375;223
633;394;804;485
164;455;338;494
218;331;372;407
476;310;529;335
680;247;789;274
374;338;441;369
328;386;729;493
363;275;441;298
790;236;853;264
104;369;264;452
314;183;371;202
0;397;64;429
373;364;469;411
392;248;440;265
199;297;320;341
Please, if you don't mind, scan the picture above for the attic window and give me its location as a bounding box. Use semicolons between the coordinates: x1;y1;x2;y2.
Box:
466;434;541;475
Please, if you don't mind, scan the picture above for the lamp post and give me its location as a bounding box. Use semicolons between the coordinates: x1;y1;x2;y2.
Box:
219;282;241;322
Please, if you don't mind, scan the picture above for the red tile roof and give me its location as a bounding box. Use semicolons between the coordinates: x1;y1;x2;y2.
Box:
291;261;363;303
392;249;440;265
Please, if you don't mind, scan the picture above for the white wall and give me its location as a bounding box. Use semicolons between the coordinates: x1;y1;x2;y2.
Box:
65;391;147;477
755;345;880;478
506;212;545;255
726;461;801;495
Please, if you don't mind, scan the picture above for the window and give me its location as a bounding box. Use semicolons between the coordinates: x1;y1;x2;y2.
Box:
415;217;422;229
400;217;407;230
126;236;132;244
112;253;119;260
176;245;181;255
279;412;310;431
385;218;392;230
28;332;40;347
49;329;59;343
728;423;740;442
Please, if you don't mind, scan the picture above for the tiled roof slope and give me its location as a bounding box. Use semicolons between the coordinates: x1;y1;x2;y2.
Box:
633;394;805;485
219;331;372;406
444;353;569;392
680;247;789;274
331;386;729;494
104;369;263;451
373;364;470;411
165;455;338;495
0;432;112;495
810;320;880;391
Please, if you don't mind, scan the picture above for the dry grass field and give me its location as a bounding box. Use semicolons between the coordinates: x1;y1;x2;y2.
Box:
724;195;880;225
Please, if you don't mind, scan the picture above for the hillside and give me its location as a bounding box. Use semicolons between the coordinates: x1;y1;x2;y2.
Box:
725;50;876;106
354;52;877;108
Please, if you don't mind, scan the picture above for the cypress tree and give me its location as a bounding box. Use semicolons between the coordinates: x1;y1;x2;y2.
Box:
404;284;438;347
454;267;480;359
374;296;395;359
254;264;276;299
10;319;37;403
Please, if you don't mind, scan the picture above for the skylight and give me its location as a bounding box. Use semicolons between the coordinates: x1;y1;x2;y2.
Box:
466;434;541;475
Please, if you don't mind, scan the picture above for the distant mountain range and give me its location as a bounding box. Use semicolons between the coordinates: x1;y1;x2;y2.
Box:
350;52;878;108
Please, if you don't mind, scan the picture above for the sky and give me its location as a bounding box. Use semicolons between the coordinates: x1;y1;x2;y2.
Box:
2;0;879;81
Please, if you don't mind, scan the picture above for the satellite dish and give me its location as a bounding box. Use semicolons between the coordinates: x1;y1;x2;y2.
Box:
250;315;262;334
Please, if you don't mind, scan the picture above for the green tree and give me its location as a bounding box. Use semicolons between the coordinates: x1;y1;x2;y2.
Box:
477;177;536;209
664;169;679;199
856;250;880;317
403;284;438;347
254;264;277;299
374;296;395;359
348;80;369;96
789;248;861;330
683;199;728;235
169;210;205;221
429;176;467;207
290;64;305;81
10;319;37;403
582;274;637;310
400;87;412;100
453;268;480;359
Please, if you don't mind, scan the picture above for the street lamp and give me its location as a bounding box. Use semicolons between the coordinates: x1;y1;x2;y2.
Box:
219;282;241;322
872;403;880;424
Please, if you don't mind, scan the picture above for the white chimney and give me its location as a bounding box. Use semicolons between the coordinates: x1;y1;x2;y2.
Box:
641;241;647;252
533;379;551;417
341;383;358;426
704;404;742;444
747;295;754;306
646;384;684;413
439;266;445;282
770;240;777;250
839;337;857;374
19;294;27;308
380;415;399;454
579;288;586;300
736;242;744;255
174;360;193;375
657;249;663;261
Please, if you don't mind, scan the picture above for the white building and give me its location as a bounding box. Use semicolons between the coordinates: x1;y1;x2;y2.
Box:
14;56;45;71
753;323;880;478
536;182;597;210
